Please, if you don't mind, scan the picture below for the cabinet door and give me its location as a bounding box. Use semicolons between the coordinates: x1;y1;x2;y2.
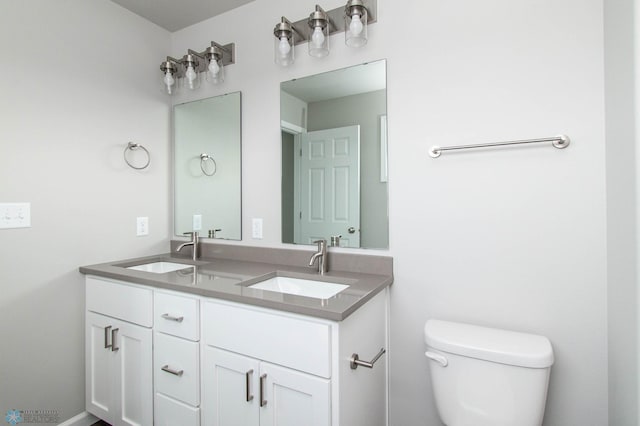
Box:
260;362;331;426
112;319;153;426
202;346;260;426
86;312;116;423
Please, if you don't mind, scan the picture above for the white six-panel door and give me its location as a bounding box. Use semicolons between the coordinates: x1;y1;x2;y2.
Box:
296;125;360;247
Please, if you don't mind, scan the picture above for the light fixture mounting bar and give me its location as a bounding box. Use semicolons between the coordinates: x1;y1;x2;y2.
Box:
289;0;376;46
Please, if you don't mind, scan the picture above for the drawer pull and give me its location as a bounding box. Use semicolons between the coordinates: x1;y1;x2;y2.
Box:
259;374;267;407
104;325;112;349
350;348;386;370
161;365;184;377
161;313;184;323
246;369;254;402
111;328;119;352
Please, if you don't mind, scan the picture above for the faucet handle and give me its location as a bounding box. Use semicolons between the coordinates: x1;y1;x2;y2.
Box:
312;239;327;250
183;231;199;240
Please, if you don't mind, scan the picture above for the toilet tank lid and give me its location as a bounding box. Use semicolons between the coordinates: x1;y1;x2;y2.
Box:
424;320;554;368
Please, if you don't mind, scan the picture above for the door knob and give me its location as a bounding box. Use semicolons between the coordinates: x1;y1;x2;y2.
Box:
348;227;356;234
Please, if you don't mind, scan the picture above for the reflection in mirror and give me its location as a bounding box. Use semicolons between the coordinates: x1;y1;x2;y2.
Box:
281;60;388;249
174;92;242;240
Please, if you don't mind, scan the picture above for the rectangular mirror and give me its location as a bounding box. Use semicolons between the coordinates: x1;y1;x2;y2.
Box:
281;60;388;249
174;92;242;240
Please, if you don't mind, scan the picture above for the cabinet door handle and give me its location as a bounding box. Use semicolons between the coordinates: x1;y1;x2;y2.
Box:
161;365;184;377
245;369;254;402
161;313;184;323
111;328;119;352
104;325;112;349
259;373;267;407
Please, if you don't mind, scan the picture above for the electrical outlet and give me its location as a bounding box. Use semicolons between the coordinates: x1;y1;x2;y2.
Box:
136;217;149;236
193;214;202;231
252;218;263;239
0;203;31;229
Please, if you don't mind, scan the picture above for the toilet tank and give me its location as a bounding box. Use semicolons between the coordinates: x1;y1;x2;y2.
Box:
424;320;554;426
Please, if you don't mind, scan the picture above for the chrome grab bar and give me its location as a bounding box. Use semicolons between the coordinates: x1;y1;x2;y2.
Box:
429;134;570;158
161;313;184;323
161;365;184;377
350;348;386;370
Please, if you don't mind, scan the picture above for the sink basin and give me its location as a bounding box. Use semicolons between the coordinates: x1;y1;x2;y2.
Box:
126;262;194;274
248;276;349;299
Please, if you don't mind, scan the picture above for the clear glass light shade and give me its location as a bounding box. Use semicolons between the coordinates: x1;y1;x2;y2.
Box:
275;34;295;66
206;58;224;84
161;69;177;95
345;8;368;47
309;24;329;57
183;64;201;90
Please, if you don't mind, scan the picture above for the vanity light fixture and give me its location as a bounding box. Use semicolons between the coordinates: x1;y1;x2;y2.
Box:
345;0;368;47
308;5;331;58
272;0;376;66
159;41;235;95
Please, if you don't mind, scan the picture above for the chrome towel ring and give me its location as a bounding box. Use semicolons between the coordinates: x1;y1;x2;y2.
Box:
124;142;150;170
200;153;217;176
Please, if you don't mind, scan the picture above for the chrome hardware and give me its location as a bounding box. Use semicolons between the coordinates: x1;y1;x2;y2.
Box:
259;374;267;407
111;328;119;352
177;231;200;261
208;228;222;238
161;313;184;323
124;142;150;170
161;365;184;376
330;235;342;247
429;134;571;158
200;153;217;176
350;348;385;370
104;325;112;349
347;227;356;234
425;351;448;367
308;239;328;275
246;369;254;402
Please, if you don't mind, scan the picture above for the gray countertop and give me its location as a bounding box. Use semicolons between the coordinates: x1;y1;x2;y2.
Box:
79;248;393;321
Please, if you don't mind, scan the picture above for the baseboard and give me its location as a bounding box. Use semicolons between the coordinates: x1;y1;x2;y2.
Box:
57;411;99;426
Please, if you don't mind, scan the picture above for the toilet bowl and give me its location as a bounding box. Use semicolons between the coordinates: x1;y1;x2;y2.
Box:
424;319;554;426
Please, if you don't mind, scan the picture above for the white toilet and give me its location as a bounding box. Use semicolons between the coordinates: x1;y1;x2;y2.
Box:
424;319;554;426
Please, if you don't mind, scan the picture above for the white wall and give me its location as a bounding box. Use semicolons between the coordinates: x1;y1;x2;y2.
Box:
172;0;609;424
0;1;170;422
604;0;638;423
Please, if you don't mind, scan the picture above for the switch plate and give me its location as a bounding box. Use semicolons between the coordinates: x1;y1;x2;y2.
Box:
136;217;149;236
252;218;263;239
0;203;31;229
193;214;202;231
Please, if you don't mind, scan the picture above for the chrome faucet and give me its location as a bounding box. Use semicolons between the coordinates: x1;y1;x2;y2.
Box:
308;239;328;275
177;231;199;261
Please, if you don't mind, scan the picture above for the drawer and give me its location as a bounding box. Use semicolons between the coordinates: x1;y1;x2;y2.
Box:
155;291;200;341
86;276;152;327
155;392;200;426
154;332;200;406
202;301;332;378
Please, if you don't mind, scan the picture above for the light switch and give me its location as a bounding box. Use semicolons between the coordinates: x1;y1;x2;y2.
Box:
0;203;31;229
193;214;202;231
136;217;149;236
252;218;263;239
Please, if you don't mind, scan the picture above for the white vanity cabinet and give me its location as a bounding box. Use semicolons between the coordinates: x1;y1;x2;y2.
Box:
85;277;153;426
201;293;388;426
85;274;389;426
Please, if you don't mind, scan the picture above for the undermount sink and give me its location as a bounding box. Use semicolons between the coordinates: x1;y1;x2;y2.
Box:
248;276;349;299
126;261;194;274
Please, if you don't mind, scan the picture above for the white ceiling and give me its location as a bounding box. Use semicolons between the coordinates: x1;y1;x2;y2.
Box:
110;0;255;32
